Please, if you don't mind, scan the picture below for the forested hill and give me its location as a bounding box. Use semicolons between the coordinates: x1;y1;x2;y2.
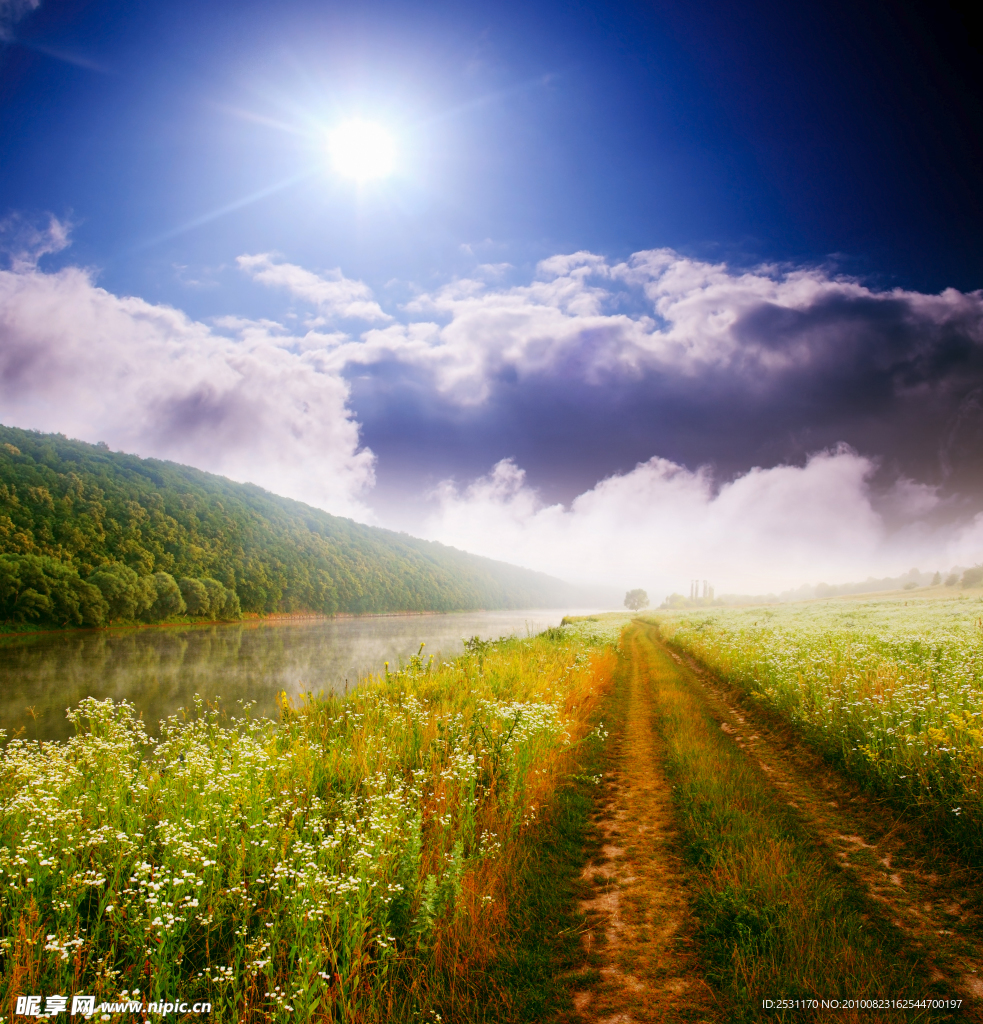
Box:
0;425;581;628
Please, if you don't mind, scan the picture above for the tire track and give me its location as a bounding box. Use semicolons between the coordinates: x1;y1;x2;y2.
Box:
572;632;720;1024
660;634;983;1015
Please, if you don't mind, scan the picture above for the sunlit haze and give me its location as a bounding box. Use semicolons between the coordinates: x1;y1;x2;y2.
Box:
1;0;981;602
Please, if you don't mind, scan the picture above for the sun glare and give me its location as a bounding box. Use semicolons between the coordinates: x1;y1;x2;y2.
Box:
328;120;396;181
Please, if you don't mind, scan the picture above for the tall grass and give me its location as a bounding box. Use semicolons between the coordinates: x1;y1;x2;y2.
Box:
0;629;616;1022
649;597;983;858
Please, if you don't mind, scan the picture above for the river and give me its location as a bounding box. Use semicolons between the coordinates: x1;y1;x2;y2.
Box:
0;608;605;742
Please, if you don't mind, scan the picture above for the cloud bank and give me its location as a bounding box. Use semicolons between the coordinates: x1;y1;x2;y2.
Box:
291;246;983;510
424;451;983;597
0;257;375;517
322;248;983;404
5;226;983;595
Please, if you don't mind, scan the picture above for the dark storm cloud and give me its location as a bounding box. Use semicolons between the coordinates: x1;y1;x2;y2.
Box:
306;250;983;502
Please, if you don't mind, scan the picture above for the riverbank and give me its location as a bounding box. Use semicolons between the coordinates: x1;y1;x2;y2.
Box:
0;623;617;1022
0;604;592;639
0;609;604;745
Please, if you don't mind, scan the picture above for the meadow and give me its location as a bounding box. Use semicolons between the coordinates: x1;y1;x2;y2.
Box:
0;625;617;1023
649;591;983;860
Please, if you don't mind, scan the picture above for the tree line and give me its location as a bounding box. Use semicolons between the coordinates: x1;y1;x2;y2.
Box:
0;554;240;628
0;426;577;629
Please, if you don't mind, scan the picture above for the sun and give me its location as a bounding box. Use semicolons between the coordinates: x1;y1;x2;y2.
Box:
327;120;396;181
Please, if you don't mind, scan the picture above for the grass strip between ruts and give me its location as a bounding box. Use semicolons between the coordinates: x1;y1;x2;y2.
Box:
629;622;959;1024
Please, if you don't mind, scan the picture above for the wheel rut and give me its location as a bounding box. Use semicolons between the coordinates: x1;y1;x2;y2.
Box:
571;634;719;1024
661;638;983;1015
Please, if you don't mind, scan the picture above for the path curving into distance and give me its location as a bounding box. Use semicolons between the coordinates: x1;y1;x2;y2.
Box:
572;622;719;1023
567;621;980;1023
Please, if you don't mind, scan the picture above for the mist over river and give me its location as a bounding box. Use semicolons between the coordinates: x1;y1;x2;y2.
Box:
0;609;605;742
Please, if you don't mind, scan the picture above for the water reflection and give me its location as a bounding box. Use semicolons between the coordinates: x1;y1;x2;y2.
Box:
0;609;601;742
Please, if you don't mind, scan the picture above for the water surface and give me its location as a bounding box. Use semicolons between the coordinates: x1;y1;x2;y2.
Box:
0;609;602;742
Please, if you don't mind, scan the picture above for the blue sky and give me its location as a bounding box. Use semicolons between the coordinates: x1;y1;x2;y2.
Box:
5;0;982;300
2;0;983;596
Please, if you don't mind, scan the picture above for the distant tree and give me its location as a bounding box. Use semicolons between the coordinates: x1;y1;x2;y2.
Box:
945;572;960;587
624;588;649;611
932;571;942;585
961;566;983;589
178;577;210;615
221;589;242;620
201;578;226;617
195;577;242;620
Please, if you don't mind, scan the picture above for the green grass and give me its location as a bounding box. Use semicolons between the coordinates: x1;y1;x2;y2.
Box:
465;724;608;1023
647;595;983;860
0;628;617;1023
628;622;954;1023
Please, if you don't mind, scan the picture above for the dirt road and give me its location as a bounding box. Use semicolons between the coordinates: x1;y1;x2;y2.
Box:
572;628;720;1023
567;622;981;1023
664;636;983;1010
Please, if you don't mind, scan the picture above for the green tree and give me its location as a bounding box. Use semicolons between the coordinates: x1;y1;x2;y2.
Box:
221;588;242;620
88;562;155;622
146;572;186;620
178;577;210;615
624;588;649;611
961;566;983;589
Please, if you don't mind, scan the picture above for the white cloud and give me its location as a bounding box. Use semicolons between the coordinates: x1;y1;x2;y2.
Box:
0;264;375;517
0;213;72;272
237;253;391;323
423;450;983;598
234;244;983;411
271;247;983;408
